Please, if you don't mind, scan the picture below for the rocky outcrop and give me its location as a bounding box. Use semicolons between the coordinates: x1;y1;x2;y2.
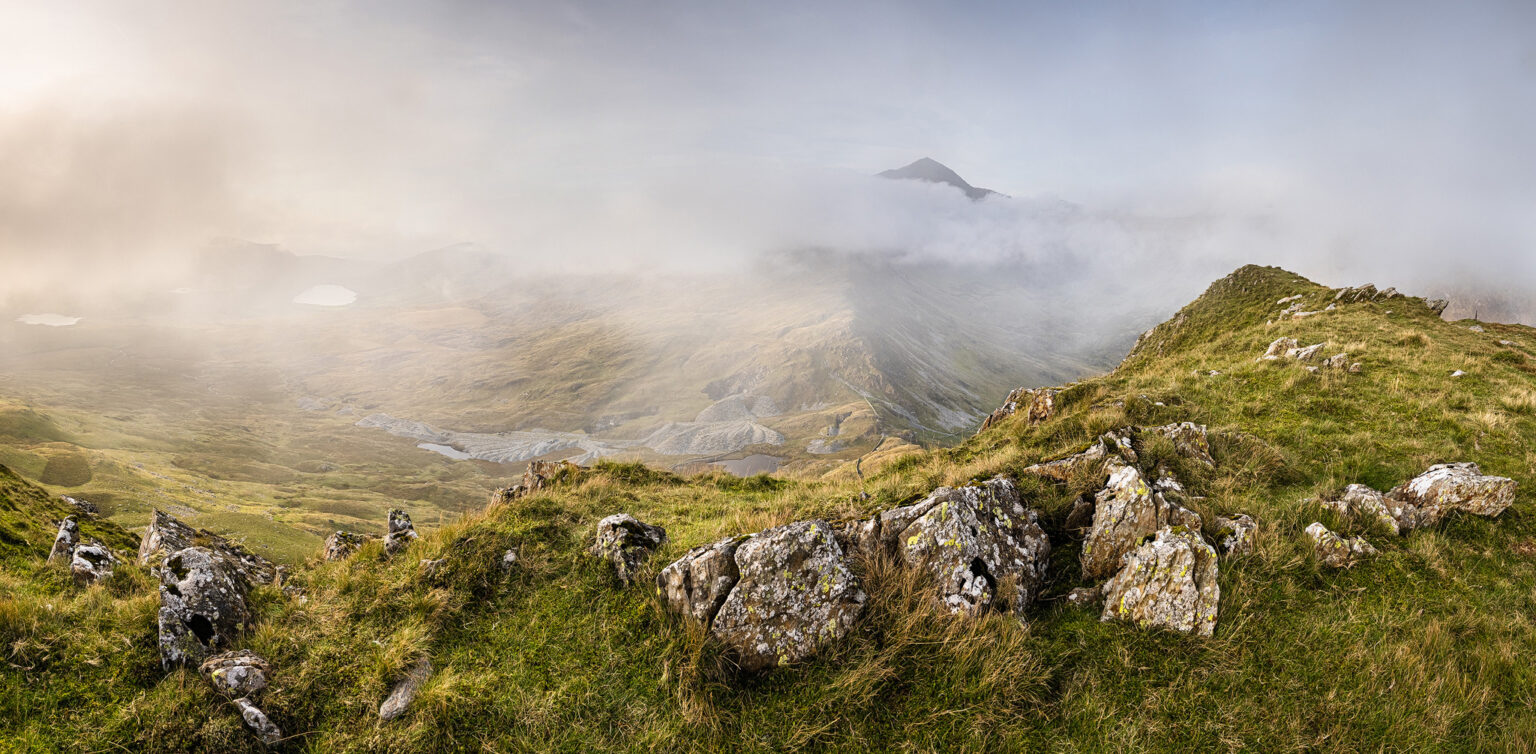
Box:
854;478;1050;616
384;509;419;556
1022;429;1135;481
199;650;271;698
1101;527;1219;637
590;514;668;585
1389;462;1516;525
977;386;1059;435
1426;298;1450;315
711;520;865;671
1215;514;1257;555
235;696;283;746
1259;338;1327;363
1082;463;1203;581
69;542;118;585
1321;484;1418;535
139;510;277;585
1333;283;1402;304
657;536;745;626
47;517;79;564
157;547;253;669
322;531;377;561
1146;422;1215;466
490;460;582;504
380;659;432;722
61;494;98;516
1306;523;1377;568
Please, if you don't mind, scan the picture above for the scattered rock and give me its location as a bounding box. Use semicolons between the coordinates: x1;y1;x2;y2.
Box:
658;536;744;626
1348;363;1363;374
61;495;98;516
379;659;432;721
139;510;277;585
384;509;419;556
1451;370;1467;378
1306;522;1377;568
1426;298;1450;315
158;547;253;669
590;513;668;585
1499;339;1515;347
322;531;377;561
500;548;520;571
70;543;118;585
1389;462;1516;525
1260;337;1299;360
1290;343;1325;362
419;558;446;577
709;520;865;671
1146;422;1215;466
490;460;583;504
1022;428;1135;481
199;650;271;698
1323;353;1350;370
1469;325;1485;333
1101;527;1219;637
47;517;79;564
977;386;1060;435
1082;463;1203;581
235;696;283;746
1321;484;1417;535
1066;585;1103;607
1215;514;1257;555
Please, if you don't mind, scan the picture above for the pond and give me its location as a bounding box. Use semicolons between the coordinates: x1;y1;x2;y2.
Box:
712;454;782;476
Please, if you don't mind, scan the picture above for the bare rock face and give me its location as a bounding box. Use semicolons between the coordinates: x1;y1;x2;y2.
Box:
1145;422;1215;466
860;478;1050;616
977;386;1059;435
322;531;377;561
379;659;432;721
70;543;118;585
200;650;271;698
657;536;744;626
1082;463;1203;581
384;509;420;556
1101;527;1219;637
1389;462;1516;525
1306;522;1377;568
139;510;277;585
1215;514;1257;555
1321;484;1418;535
47;517;80;564
709;520;865;671
590;514;668;585
235;696;283;746
158;547;253;669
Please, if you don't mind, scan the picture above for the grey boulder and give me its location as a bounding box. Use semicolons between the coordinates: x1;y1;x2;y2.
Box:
590;513;668;585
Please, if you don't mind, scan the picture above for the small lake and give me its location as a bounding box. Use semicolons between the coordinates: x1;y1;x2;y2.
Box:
418;442;473;460
294;285;358;306
17;313;81;327
712;454;782;476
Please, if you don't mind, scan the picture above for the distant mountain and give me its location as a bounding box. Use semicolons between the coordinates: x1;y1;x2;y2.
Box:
878;157;1000;200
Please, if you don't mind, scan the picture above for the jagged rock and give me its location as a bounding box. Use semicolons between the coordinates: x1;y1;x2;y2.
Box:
1290;343;1325;362
1066;585;1103;607
1146;422;1215;466
139;510;277;585
61;495;98;516
158;547;253;669
200;650;271;698
235;696;283;746
590;513;668;585
322;531;377;561
1082;463;1203;581
379;659;432;721
1306;522;1377;568
1260;337;1299;360
1321;484;1417;535
1100;527;1219;636
500;548;520;571
1277;294;1304;305
977;386;1059;435
1389;462;1516;525
1323;353;1350;369
1215;514;1257;555
710;520;865;671
70;542;118;585
384;509;420;556
658;536;745;626
861;478;1050;616
1426;298;1450;315
1022;428;1135;481
47;517;79;564
490;460;582;504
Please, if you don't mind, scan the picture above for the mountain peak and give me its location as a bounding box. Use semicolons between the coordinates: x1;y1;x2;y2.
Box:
878;157;998;200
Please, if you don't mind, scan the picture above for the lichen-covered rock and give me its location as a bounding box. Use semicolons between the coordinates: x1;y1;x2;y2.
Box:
1145;423;1215;466
865;478;1050;616
379;659;432;721
47;517;79;564
591;513;668;585
490;460;582;503
70;542;118;585
157;547;253;669
1066;585;1103;607
1306;522;1377;568
1388;462;1517;525
139;510;277;585
1215;514;1257;555
1022;429;1135;481
1289;343;1325;361
1260;337;1298;360
657;536;744;626
1101;527;1219;636
1082;463;1203;580
710;520;865;671
384;509;419;556
200;650;271;698
977;386;1059;435
235;696;283;746
322;531;377;561
61;494;98;516
1321;484;1418;535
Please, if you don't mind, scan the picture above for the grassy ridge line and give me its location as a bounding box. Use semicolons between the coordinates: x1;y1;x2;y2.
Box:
3;264;1535;751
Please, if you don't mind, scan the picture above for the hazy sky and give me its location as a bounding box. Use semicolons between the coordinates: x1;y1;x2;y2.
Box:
2;1;1533;296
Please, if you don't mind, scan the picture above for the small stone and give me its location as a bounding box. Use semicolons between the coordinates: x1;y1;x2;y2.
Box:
500;548;521;571
419;558;446;577
1451;370;1467;378
1322;484;1417;535
1306;522;1377;568
1348;363;1363;374
1469;325;1485;333
200;650;271;698
380;659;432;721
69;542;118;585
1389;462;1516;525
1323;353;1349;369
1214;514;1257;555
235;696;283;745
1306;366;1320;374
1499;340;1515;347
1288;343;1325;362
1260;337;1299;361
590;514;668;585
384;510;420;556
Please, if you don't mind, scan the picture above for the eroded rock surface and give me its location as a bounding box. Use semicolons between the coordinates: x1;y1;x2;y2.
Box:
1082;463;1203;580
977;386;1059;435
323;531;377;561
1321;484;1417;535
1101;527;1219;637
591;513;668;585
158;547;253;669
1389;462;1516;525
657;536;744;626
235;696;283;746
384;509;420;556
1215;514;1257;555
69;543;117;585
200;650;271;698
379;659;433;721
47;517;79;564
139;510;276;585
1306;522;1377;568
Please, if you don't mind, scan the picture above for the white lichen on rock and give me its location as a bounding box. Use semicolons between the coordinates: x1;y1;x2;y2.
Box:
1100;527;1219;637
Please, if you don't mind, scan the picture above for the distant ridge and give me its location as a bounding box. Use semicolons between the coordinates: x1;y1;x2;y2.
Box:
878;157;999;200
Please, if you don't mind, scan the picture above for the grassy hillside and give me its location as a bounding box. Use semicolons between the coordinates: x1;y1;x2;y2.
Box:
2;265;1534;751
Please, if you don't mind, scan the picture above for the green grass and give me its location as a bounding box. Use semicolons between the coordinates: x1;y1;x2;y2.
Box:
3;265;1536;751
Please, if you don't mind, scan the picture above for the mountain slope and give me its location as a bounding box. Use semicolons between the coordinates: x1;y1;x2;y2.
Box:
878;157;1000;200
